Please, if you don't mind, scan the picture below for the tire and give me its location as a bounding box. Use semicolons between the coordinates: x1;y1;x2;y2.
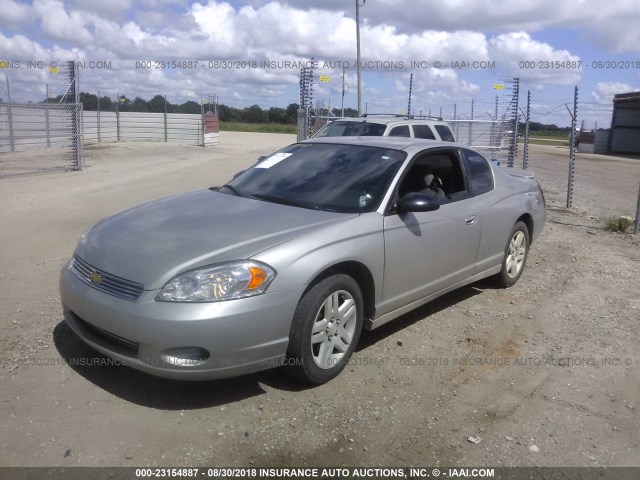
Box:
285;274;363;385
496;221;530;288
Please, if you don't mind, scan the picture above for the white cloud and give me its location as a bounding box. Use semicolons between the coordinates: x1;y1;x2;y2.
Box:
0;0;33;25
243;0;640;53
71;0;133;19
33;0;94;44
0;0;633;110
590;82;636;102
489;32;582;85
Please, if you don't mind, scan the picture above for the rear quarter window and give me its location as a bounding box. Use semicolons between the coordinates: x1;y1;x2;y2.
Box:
435;125;455;142
388;125;411;137
412;125;436;140
462;149;494;195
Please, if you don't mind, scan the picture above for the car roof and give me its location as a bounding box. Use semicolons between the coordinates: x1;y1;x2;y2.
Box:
302;136;463;152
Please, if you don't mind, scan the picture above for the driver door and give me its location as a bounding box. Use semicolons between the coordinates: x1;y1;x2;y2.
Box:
379;148;481;316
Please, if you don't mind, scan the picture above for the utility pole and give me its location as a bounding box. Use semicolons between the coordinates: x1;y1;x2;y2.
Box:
356;0;365;116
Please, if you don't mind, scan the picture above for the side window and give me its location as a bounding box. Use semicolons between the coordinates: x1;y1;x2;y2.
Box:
434;125;455;142
412;125;436;140
397;149;468;204
462;149;494;195
388;125;410;137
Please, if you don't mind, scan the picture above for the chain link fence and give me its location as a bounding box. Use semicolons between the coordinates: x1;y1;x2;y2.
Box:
0;102;84;177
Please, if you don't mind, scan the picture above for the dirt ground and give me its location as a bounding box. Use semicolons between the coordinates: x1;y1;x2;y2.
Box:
0;133;638;468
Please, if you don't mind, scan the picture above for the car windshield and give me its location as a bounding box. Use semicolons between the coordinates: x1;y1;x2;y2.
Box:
314;121;387;137
223;143;406;213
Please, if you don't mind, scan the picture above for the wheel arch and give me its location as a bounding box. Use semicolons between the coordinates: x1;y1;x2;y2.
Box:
516;213;534;242
303;261;376;323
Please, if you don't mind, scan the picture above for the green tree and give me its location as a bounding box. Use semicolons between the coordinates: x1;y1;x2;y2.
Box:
218;104;239;121
79;92;98;110
286;103;300;123
147;95;167;113
177;101;201;114
241;104;266;123
131;97;149;112
98;96;113;111
267;107;289;124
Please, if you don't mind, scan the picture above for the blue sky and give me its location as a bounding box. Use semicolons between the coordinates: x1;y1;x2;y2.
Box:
1;0;639;126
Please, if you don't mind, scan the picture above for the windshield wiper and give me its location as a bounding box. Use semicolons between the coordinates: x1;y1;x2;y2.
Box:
251;193;314;209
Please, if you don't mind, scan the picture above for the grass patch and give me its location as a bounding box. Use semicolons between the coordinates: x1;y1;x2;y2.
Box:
604;216;635;233
526;138;570;147
220;122;296;134
528;131;569;140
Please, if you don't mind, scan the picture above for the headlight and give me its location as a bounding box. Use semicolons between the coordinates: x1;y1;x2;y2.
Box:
157;261;276;302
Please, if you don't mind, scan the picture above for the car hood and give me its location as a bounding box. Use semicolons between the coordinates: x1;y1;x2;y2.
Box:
75;189;354;290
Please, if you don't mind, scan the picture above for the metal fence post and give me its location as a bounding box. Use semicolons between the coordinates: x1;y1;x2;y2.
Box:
45;84;51;147
67;61;83;170
75;64;85;170
468;99;474;146
164;94;168;143
453;104;459;139
407;73;413;116
6;77;15;152
566;86;578;208
97;92;101;143
507;78;520;168
116;97;120;142
297;108;309;141
523;90;531;169
200;102;205;147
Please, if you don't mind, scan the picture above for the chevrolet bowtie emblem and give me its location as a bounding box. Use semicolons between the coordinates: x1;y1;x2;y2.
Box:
90;271;103;284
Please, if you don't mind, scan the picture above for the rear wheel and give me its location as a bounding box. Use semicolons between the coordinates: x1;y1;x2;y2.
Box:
285;274;363;384
496;221;529;288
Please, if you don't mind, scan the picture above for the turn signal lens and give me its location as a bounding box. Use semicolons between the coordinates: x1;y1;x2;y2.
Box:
247;266;268;290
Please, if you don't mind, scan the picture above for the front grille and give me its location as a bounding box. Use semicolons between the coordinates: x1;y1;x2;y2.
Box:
74;314;139;356
70;255;144;301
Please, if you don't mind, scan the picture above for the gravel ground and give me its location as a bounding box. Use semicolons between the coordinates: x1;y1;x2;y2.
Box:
0;133;638;468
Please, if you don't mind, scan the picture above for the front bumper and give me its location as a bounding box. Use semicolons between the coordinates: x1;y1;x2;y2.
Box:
59;262;304;380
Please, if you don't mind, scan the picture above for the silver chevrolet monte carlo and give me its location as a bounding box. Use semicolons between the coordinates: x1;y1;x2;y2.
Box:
60;137;545;384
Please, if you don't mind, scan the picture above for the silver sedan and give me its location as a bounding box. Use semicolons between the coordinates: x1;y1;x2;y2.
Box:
60;137;545;384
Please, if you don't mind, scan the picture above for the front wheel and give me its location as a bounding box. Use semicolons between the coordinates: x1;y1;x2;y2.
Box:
285;274;363;384
496;221;530;288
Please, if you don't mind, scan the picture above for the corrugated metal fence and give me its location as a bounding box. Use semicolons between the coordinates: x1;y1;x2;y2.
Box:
83;111;203;145
1;105;207;177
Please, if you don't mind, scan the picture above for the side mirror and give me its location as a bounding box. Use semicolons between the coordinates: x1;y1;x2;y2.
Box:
256;155;268;163
397;192;440;213
232;170;246;179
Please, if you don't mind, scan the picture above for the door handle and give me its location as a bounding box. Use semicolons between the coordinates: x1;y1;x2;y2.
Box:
465;216;478;225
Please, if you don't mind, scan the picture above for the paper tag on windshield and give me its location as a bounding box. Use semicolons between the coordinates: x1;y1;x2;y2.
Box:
256;152;292;168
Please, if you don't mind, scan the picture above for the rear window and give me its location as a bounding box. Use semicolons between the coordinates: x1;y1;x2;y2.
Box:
314;121;386;137
435;125;455;142
412;125;436;140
